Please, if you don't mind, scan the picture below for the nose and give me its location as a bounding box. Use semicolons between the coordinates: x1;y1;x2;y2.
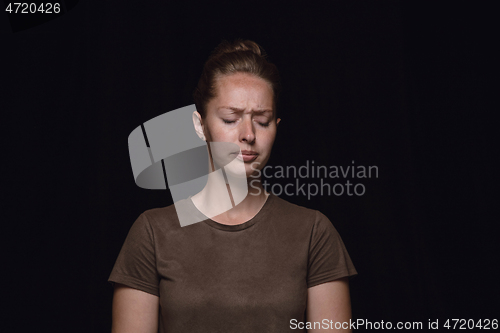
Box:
239;116;255;144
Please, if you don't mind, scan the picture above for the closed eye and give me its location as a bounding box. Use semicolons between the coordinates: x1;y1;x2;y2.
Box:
222;118;270;127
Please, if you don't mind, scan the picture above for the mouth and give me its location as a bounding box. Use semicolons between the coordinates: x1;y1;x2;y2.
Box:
232;150;259;162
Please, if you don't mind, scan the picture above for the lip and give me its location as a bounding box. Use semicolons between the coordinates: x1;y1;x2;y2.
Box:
240;150;258;155
233;150;259;162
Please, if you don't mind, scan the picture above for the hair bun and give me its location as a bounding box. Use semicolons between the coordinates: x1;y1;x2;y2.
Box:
194;38;280;119
212;39;264;58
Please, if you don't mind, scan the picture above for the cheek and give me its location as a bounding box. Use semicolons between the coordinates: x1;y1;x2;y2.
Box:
261;130;277;147
203;120;228;141
211;127;236;142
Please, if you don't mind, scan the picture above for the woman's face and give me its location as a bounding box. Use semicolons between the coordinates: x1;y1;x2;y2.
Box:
196;72;280;178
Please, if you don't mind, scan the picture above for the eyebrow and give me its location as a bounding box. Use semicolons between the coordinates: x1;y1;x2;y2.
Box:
217;106;273;115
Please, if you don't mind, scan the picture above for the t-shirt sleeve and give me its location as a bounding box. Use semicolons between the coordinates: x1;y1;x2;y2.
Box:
108;213;160;296
307;210;358;288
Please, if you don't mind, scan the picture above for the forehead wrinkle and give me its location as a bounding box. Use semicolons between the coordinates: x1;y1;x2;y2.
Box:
217;106;273;115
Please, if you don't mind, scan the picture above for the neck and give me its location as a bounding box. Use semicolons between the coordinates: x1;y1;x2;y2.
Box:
192;173;269;225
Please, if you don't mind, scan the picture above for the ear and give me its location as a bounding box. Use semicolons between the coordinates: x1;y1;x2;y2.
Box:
276;118;281;126
192;111;206;141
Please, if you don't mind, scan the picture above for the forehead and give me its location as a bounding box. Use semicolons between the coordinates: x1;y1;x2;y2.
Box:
211;73;274;111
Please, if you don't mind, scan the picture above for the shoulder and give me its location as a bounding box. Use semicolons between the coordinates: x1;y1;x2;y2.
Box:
270;195;331;230
137;201;181;230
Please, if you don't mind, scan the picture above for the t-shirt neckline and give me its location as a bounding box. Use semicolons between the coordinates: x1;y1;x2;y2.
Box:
192;193;276;232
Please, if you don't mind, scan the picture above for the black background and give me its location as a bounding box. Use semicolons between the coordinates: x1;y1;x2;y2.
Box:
2;0;498;332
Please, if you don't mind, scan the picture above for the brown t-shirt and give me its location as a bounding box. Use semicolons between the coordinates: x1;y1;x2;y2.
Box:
108;193;357;332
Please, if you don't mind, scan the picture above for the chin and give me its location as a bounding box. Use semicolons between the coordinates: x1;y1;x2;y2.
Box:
245;164;262;179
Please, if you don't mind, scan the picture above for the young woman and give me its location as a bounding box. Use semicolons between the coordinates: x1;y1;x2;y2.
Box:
109;39;357;332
